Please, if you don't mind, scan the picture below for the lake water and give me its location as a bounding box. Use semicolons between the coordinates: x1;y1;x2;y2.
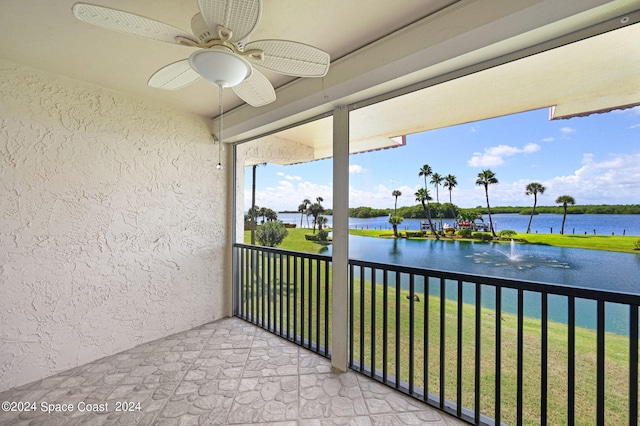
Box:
279;212;640;236
276;212;640;334
339;235;640;335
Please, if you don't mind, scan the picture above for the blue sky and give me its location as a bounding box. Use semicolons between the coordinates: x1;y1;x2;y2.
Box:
246;106;640;212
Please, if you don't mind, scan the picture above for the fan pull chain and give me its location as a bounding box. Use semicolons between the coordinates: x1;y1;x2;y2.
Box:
216;86;224;170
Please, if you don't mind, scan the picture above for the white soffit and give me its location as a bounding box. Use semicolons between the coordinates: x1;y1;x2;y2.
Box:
248;117;407;165
350;20;640;141
223;0;640;146
247;17;640;165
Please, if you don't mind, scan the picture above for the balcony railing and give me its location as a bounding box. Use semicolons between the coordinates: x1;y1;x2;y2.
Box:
234;243;331;357
234;243;640;425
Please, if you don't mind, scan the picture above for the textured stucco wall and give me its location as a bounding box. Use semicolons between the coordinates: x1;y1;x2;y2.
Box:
0;59;229;392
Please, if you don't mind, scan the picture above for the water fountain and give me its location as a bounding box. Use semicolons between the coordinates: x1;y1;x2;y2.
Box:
467;239;570;270
498;239;521;261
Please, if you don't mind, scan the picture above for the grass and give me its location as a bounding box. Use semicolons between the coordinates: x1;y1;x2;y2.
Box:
349;229;640;254
517;233;640;254
243;227;331;254
350;280;633;425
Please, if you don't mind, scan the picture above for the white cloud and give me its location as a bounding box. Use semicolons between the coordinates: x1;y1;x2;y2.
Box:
463;153;640;208
276;171;302;180
348;184;418;209
560;126;576;136
245;179;333;212
467;143;540;167
544;153;640;203
542;137;555;142
349;164;366;174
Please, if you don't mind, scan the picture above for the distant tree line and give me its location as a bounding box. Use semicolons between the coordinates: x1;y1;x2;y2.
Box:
348;203;640;218
477;204;640;215
350;204;461;219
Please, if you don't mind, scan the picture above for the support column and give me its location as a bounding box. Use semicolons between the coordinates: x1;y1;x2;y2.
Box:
331;106;349;372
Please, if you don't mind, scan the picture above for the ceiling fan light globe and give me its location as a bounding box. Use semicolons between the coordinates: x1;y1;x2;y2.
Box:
188;48;252;88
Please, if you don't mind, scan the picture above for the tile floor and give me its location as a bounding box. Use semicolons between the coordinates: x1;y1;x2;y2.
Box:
0;317;465;425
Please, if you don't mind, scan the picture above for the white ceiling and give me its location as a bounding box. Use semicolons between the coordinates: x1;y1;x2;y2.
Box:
0;0;455;117
1;0;639;155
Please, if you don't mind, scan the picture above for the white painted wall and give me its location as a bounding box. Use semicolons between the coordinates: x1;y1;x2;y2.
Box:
0;59;229;392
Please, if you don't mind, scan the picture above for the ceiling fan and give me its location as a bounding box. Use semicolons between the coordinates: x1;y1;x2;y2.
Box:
71;0;331;108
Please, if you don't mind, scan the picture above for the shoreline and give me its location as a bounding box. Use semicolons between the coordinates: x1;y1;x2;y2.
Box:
348;229;640;254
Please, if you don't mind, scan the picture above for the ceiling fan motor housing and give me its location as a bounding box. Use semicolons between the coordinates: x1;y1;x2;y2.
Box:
191;13;213;43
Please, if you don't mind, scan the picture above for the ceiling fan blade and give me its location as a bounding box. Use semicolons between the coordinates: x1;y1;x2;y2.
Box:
72;3;197;45
148;60;201;90
197;0;261;43
244;40;330;77
232;68;276;107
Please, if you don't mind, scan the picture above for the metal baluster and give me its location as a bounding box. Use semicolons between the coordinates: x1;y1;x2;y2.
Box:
395;271;401;389
568;296;575;425
440;277;445;408
409;273;415;394
517;289;524;426
371;267;377;378
630;304;638;426
496;287;502;425
383;270;388;384
596;300;605;425
457;280;463;418
474;283;481;424
541;292;548;426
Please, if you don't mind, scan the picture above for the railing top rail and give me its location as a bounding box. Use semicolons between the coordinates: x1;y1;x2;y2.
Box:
234;243;640;305
348;257;640;306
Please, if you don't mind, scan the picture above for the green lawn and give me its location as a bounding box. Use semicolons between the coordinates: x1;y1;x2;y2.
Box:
517;232;640;254
243;227;331;254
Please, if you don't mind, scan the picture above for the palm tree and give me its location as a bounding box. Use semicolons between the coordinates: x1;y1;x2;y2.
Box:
264;208;278;222
316;215;328;231
298;199;311;227
525;182;546;234
415;188;439;240
307;197;325;233
443;174;458;199
475;169;499;237
389;215;403;238
556;195;576;235
250;163;266;245
430;173;443;204
418;164;436;233
250;165;258;244
418;164;432;189
392;190;402;216
258;207;267;223
458;209;483;225
430;173;444;230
